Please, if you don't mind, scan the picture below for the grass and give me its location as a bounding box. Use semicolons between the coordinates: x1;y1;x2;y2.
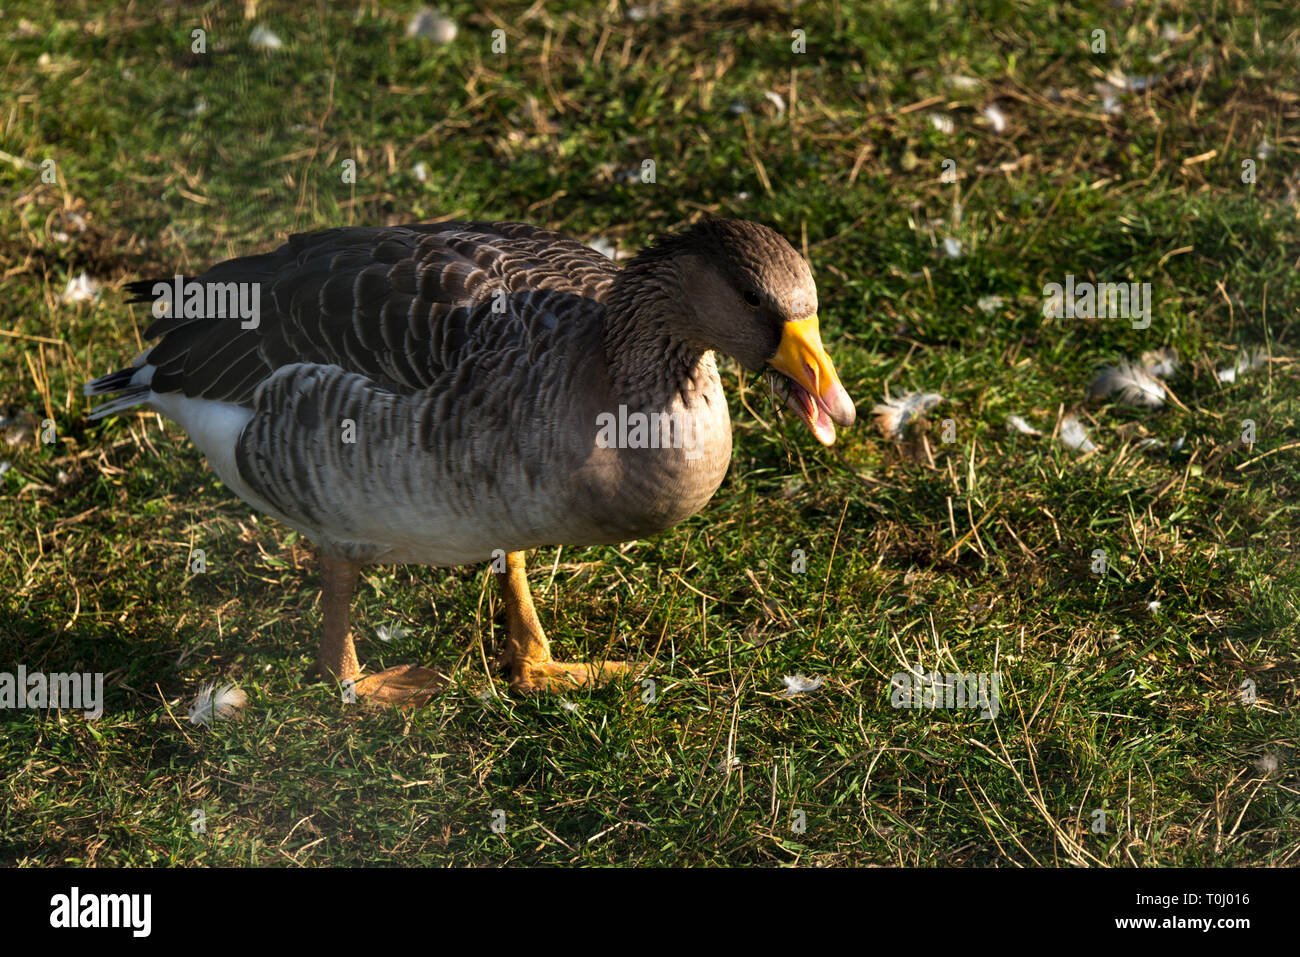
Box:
1;0;1297;866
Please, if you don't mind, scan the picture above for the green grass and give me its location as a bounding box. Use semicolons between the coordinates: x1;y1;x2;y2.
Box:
1;0;1297;866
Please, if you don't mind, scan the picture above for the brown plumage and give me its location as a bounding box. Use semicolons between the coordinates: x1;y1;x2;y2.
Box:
86;218;856;699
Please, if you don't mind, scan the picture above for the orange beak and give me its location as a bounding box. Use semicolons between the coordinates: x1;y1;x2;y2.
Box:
767;316;856;446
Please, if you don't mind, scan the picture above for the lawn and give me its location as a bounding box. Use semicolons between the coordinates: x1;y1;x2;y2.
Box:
0;0;1297;866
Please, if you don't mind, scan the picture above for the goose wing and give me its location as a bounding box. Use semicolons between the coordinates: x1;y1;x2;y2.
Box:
134;221;618;406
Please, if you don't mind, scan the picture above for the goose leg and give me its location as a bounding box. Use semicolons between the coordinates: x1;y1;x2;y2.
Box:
316;555;362;682
315;554;446;706
495;550;631;693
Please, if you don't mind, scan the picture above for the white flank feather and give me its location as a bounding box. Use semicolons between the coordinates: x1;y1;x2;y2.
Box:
781;674;824;697
1089;361;1166;408
1058;415;1097;453
188;682;248;726
981;105;1007;133
873;392;944;439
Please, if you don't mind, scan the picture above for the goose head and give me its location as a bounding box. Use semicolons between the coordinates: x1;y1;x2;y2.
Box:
636;218;857;446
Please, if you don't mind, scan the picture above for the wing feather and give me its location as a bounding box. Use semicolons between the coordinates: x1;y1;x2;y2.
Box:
123;222;616;407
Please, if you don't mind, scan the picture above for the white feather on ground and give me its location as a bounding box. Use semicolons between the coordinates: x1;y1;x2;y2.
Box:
781;674;824;697
1089;361;1166;408
586;237;617;260
1058;415;1098;452
928;113;955;134
1005;414;1041;436
188;682;248;726
61;272;100;304
248;25;283;50
1140;347;1179;379
1253;753;1280;775
873;392;944;439
1095;81;1124;115
1217;348;1268;383
406;8;457;43
375;624;411;643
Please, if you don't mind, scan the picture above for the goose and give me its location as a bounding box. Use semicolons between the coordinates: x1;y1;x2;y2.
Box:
85;218;856;703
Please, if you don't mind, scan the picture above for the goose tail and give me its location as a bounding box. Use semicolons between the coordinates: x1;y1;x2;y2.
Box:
84;356;155;420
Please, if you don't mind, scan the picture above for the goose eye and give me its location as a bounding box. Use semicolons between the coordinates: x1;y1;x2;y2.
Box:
742;290;761;308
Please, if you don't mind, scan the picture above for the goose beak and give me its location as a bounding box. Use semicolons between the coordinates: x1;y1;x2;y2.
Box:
767;315;857;446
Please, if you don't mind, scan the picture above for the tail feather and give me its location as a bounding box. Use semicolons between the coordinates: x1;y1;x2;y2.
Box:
85;359;155;420
84;368;137;397
124;278;160;304
89;265;270;419
86;386;151;420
